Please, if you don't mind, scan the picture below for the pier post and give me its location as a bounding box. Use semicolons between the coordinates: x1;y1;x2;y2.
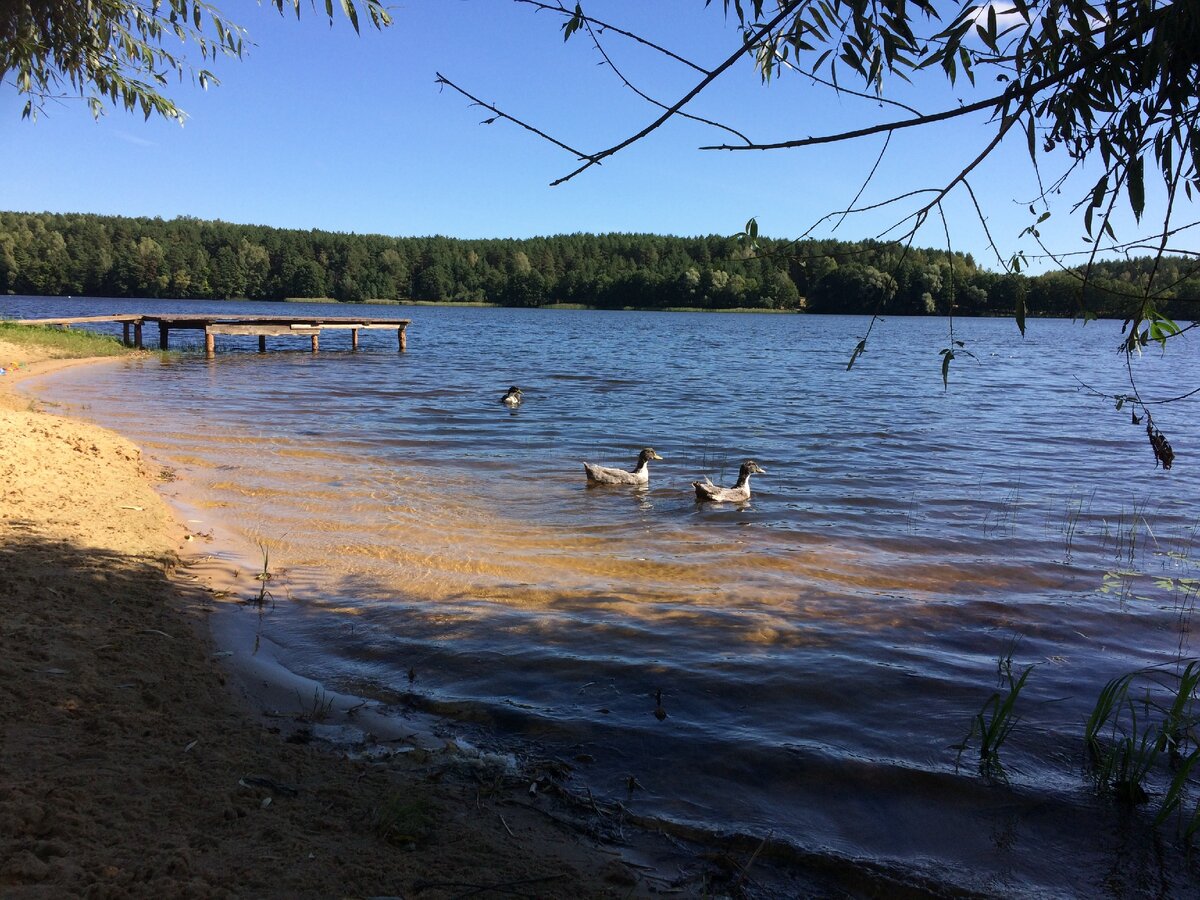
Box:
204;331;215;359
351;329;359;351
311;333;319;353
258;336;267;353
158;323;169;350
122;323;130;346
134;322;143;349
398;325;407;352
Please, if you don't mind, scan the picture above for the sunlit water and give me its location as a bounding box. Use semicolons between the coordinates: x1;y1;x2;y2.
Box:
10;296;1200;895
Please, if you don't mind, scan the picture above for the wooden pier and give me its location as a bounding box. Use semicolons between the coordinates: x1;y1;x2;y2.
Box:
15;313;410;357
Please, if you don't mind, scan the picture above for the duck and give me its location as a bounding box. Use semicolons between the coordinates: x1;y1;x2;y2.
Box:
583;447;663;486
692;460;766;503
501;386;523;407
653;688;668;721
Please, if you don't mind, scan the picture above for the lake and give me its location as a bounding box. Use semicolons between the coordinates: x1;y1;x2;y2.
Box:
8;296;1200;896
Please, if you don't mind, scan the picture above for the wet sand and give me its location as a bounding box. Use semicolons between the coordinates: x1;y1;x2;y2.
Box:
0;342;669;898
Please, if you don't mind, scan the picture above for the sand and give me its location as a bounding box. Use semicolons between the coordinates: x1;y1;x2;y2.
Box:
0;341;688;899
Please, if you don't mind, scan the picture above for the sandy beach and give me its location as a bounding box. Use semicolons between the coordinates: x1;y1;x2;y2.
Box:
0;342;674;899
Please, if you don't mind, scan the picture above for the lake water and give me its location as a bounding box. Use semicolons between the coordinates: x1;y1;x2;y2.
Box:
9;296;1200;896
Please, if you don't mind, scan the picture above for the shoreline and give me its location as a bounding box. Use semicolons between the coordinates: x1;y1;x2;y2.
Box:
0;345;682;898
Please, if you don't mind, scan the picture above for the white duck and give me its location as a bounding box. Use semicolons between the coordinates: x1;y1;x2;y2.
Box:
693;460;766;502
501;386;523;407
583;447;663;486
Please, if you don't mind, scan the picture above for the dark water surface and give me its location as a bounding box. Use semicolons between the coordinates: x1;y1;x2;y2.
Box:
9;297;1200;895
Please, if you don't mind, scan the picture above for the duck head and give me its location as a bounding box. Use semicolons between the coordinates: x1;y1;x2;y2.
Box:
637;447;664;466
740;460;766;478
502;386;522;403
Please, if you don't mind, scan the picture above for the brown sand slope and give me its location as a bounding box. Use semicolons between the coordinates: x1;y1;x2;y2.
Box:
0;343;649;899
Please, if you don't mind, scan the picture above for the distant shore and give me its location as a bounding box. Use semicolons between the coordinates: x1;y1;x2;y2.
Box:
13;292;1115;319
281;296;798;312
0;340;660;898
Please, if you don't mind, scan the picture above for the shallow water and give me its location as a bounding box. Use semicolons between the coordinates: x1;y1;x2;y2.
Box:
11;296;1200;895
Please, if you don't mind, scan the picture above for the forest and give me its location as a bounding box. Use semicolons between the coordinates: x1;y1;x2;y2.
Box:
1;210;1197;320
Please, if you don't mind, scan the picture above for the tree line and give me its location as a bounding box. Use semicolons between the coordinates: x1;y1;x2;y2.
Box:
1;211;1196;319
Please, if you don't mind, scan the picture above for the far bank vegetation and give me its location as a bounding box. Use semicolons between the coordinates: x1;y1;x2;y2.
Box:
1;211;1196;319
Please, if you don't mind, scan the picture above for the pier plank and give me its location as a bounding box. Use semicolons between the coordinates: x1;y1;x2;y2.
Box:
206;324;320;336
15;315;142;326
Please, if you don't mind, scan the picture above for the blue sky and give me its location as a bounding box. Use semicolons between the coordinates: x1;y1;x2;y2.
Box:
0;1;1186;274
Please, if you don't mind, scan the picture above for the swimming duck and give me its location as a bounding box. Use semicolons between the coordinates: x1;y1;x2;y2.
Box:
501;386;523;407
583;447;663;486
693;460;766;503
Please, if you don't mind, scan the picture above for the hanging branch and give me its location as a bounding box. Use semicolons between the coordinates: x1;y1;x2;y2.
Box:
512;0;709;74
433;73;596;162
573;4;752;145
546;3;798;185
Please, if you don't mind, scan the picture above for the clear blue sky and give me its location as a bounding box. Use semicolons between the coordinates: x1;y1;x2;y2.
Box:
0;1;1185;274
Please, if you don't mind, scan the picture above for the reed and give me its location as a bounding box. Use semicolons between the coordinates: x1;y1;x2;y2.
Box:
983;480;1023;538
1170;577;1200;619
1084;671;1135;763
1085;661;1200;835
252;542;274;607
955;646;1033;783
1099;568;1140;604
1102;500;1153;569
996;635;1023;686
1059;490;1095;563
296;686;335;723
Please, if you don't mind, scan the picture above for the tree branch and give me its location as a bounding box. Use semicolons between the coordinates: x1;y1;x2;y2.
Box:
698;10;1160;154
877;109;1024;248
513;0;709;74
434;72;595;162
548;3;798;185
700;87;1009;152
574;4;752;146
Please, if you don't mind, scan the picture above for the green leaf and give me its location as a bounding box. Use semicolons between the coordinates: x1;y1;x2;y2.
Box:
1147;311;1181;348
847;339;867;370
562;4;584;40
959;46;974;86
940;347;954;388
736;216;760;252
339;0;360;32
1127;155;1145;222
1015;293;1026;335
